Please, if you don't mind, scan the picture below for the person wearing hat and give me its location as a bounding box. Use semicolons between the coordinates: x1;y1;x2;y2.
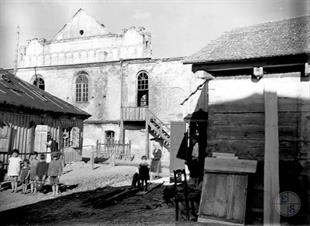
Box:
47;152;63;197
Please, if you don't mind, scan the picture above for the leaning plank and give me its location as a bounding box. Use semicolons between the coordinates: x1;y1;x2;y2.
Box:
204;158;257;173
264;91;280;225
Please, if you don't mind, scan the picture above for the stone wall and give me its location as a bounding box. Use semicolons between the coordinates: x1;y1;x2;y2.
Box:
16;58;202;164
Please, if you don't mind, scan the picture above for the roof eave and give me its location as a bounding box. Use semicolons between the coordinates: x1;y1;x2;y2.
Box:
189;53;309;73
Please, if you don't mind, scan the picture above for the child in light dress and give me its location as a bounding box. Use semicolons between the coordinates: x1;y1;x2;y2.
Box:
19;159;30;194
7;149;22;193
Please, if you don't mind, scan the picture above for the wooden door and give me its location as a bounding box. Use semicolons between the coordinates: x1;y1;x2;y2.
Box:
34;125;48;153
0;126;12;165
199;173;248;224
70;127;80;148
170;121;186;173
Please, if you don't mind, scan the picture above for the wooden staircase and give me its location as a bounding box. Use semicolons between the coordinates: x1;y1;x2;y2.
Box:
147;110;170;149
121;107;171;149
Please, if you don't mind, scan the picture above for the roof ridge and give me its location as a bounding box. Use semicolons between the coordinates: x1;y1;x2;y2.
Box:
229;14;310;34
184;14;310;64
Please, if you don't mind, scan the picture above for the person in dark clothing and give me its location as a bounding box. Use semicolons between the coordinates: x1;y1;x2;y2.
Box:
139;155;150;191
0;161;6;191
48;153;63;197
36;154;48;191
19;159;30;194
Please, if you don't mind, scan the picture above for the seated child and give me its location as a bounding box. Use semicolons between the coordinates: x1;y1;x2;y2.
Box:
131;172;140;188
29;152;39;193
47;152;63;197
138;155;150;191
7;149;22;193
36;154;48;192
19;159;30;194
0;161;5;191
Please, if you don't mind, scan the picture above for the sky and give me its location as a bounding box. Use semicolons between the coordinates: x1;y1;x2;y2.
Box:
0;0;309;69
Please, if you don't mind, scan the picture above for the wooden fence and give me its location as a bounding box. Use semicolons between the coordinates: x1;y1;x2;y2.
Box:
91;140;131;169
63;148;82;164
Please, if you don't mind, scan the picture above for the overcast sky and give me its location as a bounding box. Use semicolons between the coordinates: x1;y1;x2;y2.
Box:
0;0;309;68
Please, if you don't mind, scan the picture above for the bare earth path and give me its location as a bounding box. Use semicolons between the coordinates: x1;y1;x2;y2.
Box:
0;162;184;225
0;162;137;212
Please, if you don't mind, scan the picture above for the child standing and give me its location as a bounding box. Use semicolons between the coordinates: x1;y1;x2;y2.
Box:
7;149;22;192
48;153;63;197
36;154;48;192
29;152;39;193
0;161;5;191
19;159;30;194
138;155;150;191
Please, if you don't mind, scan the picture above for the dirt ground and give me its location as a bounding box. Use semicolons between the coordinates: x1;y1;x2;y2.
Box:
0;184;177;225
0;162;139;212
0;162;189;225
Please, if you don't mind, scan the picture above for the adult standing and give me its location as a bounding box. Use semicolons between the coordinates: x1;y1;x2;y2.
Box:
46;133;52;163
150;143;162;179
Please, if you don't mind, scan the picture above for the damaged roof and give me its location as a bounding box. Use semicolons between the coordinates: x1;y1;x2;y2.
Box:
184;15;310;64
0;70;90;119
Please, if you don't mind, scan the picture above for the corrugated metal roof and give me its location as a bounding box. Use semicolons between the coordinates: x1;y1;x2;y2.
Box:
0;70;90;118
184;15;310;64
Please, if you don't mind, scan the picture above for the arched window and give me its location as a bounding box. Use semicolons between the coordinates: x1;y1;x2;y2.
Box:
137;71;149;107
33;76;45;90
75;72;88;102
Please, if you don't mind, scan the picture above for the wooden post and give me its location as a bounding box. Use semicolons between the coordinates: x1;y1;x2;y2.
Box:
96;139;99;153
91;151;94;170
264;90;280;225
145;110;149;158
79;125;84;156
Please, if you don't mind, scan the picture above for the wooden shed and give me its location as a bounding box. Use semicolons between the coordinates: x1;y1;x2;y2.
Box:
184;16;310;225
0;69;90;165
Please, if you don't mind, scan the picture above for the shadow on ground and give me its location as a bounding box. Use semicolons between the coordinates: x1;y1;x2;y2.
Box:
0;185;132;225
0;185;173;225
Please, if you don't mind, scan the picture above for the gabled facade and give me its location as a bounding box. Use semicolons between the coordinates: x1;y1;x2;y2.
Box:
19;9;152;68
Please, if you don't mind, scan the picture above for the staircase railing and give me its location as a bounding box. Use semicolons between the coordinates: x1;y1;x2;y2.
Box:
147;109;170;140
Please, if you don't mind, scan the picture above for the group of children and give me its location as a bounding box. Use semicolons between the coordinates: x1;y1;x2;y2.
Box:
0;149;63;196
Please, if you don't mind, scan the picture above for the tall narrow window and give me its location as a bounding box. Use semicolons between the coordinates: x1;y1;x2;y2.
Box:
33;77;45;90
137;71;149;107
76;72;88;102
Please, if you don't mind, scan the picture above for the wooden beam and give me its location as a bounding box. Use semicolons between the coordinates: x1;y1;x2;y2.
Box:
191;54;308;72
264;91;280;225
204;158;257;174
145;111;149;158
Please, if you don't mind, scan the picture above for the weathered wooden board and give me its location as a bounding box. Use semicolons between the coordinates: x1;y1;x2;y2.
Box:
0;126;11;153
170;121;185;172
204;158;257;173
199;173;249;224
209;112;299;127
263;91;280;225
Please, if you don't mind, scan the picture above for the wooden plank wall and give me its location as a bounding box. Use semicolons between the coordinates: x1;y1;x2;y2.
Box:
207;73;309;161
207;72;310;223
